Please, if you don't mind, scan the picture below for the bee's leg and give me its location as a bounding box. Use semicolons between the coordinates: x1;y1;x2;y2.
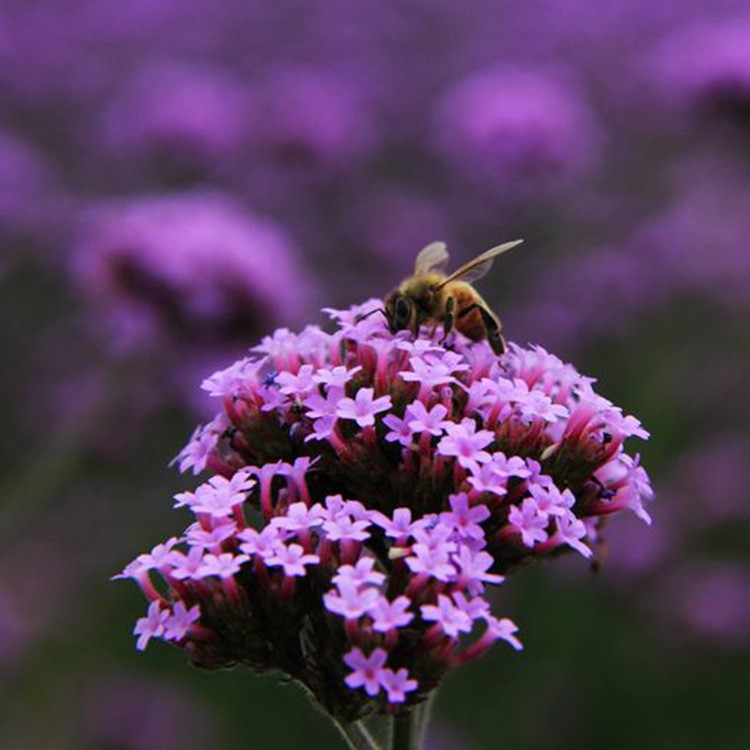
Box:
456;302;480;319
457;303;506;354
477;306;506;354
439;296;455;344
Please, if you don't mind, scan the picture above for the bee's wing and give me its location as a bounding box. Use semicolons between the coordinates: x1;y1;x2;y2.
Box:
436;239;524;288
414;241;450;276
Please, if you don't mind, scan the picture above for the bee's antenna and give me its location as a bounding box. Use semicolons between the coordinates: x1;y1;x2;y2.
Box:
354;308;387;323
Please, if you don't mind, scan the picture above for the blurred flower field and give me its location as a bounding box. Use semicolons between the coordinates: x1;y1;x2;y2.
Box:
1;1;749;748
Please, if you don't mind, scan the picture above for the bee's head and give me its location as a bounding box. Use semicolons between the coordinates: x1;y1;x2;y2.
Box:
384;291;415;334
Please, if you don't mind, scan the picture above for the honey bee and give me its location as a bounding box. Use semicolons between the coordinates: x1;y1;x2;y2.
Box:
382;239;523;354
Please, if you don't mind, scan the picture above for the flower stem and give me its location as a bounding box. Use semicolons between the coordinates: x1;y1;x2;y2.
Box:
391;713;417;750
332;718;383;750
412;692;436;749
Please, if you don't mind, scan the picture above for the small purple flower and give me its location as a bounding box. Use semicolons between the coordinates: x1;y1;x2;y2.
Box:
305;414;338;443
303;390;341;419
270;503;324;533
198;553;249;579
437;419;495;468
313;365;362;390
332;557;387;589
324;583;380;621
401;356;459;391
466;461;509;496
184;519;237;550
275;364;316;398
484;615;523;652
379;668;418;704
343;647;388;697
508;498;550;547
322;514;372;543
487;453;533;480
371;507;427;539
382;413;416;447
452;546;504;594
406;401;450;436
169;548;207;581
265;544;320;577
163;602;201;641
237;526;285;558
201;360;261;399
175;471;254;518
369;595;414;632
421;595;473;639
451;592;491;622
553;514;592;558
320;495;350;523
133;602;170;651
518;390;569;424
528;483;575;518
336;388;392;428
126;538;180;574
440;493;490;540
405;544;456;582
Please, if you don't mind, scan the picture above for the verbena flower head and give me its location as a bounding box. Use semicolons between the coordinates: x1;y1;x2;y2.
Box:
432;65;599;191
98;59;252;175
118;299;652;721
257;67;378;174
72;191;313;350
650;17;750;122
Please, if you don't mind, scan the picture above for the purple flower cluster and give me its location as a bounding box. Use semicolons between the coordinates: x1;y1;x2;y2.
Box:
71;191;313;350
433;65;598;192
649;16;750;121
98;59;253;176
511;157;750;352
119;302;652;720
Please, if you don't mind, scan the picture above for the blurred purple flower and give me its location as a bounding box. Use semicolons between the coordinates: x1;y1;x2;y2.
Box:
257;67;378;173
71;191;315;351
432;65;599;192
352;190;450;270
508;244;660;351
511;158;750;350
0;127;58;239
80;672;219;750
664;435;750;529
601;509;672;580
98;58;253;175
0;4;112;105
649;163;750;308
0;0;225;106
650;16;750;121
658;563;750;649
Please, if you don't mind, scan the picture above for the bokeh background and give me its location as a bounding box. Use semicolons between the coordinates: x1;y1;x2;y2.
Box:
2;1;749;748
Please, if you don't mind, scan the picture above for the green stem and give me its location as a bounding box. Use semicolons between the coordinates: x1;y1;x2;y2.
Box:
412;692;437;749
332;718;383;750
391;713;418;750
